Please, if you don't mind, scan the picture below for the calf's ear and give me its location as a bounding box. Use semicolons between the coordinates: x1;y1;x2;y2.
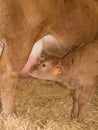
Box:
52;64;64;75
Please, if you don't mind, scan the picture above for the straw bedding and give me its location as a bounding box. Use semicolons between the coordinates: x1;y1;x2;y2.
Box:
0;78;98;130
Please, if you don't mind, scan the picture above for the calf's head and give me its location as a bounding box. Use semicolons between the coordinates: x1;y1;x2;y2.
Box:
30;57;65;81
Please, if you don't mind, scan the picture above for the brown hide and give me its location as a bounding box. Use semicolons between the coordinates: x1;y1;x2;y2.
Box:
0;0;98;71
0;0;98;114
30;41;98;122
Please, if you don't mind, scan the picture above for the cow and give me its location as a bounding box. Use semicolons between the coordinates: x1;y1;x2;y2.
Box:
0;0;98;114
20;0;98;77
30;41;98;122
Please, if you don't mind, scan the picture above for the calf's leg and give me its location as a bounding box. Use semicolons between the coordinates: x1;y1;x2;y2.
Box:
77;82;96;122
72;88;82;119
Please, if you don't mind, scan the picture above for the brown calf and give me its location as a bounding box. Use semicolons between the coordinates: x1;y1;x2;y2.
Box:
30;41;98;122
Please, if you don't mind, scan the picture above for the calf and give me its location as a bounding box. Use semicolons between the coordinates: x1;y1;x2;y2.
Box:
30;41;98;122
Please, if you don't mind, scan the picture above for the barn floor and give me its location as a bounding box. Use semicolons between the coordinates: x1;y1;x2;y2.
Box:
0;78;98;130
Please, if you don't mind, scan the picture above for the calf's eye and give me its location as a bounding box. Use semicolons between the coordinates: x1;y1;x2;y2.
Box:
42;64;46;67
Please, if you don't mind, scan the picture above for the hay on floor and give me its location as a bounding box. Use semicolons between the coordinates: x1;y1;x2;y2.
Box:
0;78;98;130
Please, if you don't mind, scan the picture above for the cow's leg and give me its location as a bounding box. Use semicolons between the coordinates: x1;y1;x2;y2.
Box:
72;88;82;119
0;41;18;114
0;69;18;114
77;81;96;122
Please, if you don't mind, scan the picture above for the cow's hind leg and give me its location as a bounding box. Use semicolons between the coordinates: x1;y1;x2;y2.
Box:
0;70;18;114
0;40;18;114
